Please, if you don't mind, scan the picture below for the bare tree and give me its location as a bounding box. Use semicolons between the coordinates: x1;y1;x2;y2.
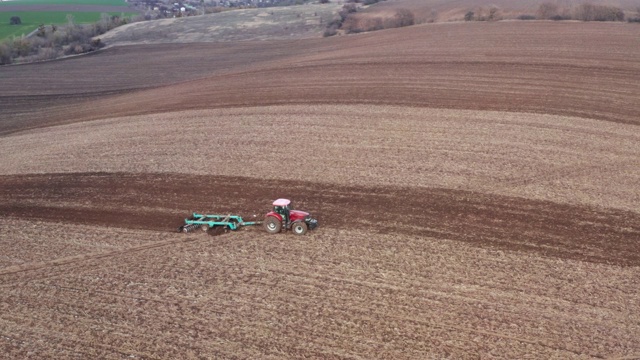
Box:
487;6;500;21
66;14;75;27
464;11;474;21
575;3;624;21
0;43;11;65
393;8;414;27
536;2;558;20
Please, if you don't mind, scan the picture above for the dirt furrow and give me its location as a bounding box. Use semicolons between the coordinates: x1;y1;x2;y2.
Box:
1;172;638;266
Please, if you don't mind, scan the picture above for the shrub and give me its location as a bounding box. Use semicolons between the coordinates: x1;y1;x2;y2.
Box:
204;6;224;14
629;17;640;23
11;36;31;57
323;27;338;37
324;1;409;36
0;12;128;65
341;17;362;33
323;3;356;35
517;14;536;20
341;3;357;15
34;46;59;62
369;17;384;30
0;43;11;65
595;6;624;21
464;6;503;21
10;16;22;25
323;16;343;37
388;8;414;27
536;3;558;20
37;24;46;37
487;6;500;21
424;9;438;23
575;3;624;21
464;11;474;21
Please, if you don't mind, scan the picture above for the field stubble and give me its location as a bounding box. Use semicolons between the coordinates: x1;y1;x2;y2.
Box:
2;22;640;135
1;105;637;213
1;223;639;358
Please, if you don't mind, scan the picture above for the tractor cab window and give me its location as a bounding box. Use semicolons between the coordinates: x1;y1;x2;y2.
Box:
274;204;292;214
274;205;289;215
273;205;291;222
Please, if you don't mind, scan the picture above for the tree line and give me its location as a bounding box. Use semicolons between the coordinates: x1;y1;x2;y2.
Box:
1;13;146;65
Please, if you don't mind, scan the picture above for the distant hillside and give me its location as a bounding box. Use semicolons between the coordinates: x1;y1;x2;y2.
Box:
96;0;640;46
360;0;640;23
98;3;341;45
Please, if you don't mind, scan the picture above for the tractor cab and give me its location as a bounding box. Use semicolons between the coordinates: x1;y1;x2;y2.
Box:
272;198;292;223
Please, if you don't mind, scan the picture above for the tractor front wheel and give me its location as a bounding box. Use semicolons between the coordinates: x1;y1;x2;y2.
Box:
264;216;282;234
292;222;308;235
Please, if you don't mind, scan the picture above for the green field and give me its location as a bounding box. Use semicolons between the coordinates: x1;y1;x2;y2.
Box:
0;11;135;40
0;0;127;6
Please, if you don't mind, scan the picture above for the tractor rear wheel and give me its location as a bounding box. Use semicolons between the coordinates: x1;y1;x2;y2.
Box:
292;222;308;235
264;216;282;234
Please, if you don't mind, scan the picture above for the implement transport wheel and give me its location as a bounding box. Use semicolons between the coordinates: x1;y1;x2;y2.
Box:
264;216;282;234
292;222;308;235
201;224;209;232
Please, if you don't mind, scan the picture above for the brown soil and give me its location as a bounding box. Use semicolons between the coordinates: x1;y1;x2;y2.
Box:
2;22;640;137
1;20;640;359
1;106;638;213
1;172;638;266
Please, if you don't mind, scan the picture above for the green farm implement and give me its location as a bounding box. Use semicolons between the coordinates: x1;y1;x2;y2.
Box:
178;213;261;235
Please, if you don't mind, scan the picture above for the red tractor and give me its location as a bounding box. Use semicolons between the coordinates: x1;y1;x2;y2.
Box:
264;199;318;235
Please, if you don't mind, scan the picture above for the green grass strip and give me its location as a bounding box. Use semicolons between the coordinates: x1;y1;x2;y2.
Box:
0;11;135;40
0;0;128;7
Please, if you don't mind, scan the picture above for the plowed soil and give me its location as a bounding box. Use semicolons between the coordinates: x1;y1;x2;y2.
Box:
1;20;640;359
